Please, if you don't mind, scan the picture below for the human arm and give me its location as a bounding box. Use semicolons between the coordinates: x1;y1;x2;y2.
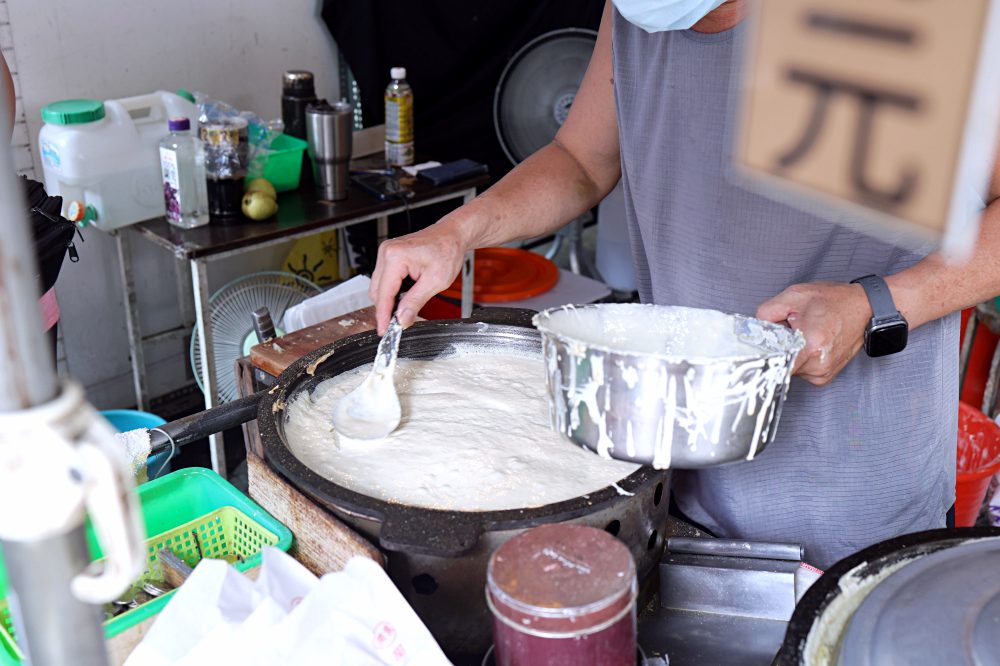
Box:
1;52;14;138
369;1;621;334
757;156;1000;386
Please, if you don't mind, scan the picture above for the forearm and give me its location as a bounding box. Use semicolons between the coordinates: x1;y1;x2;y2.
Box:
888;201;1000;329
438;139;620;253
1;52;13;138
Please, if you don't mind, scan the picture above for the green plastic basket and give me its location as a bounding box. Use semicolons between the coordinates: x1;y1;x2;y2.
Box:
254;133;308;193
0;606;15;664
0;467;292;663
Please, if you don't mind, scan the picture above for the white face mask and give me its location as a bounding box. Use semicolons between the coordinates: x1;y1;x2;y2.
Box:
613;0;728;33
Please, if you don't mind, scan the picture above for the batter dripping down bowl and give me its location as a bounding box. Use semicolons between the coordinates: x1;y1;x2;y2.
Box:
533;303;806;469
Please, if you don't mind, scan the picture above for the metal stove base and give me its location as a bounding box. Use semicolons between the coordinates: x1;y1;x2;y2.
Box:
639;609;786;665
636;534;802;666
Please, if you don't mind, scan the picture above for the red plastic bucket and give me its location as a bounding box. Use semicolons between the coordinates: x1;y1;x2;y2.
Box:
956;402;1000;526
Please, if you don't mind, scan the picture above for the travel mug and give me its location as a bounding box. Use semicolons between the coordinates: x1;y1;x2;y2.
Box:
283;70;318;185
305;100;353;201
281;70;317;141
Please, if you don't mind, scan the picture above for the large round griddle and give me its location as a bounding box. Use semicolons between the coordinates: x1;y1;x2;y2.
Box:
257;308;667;557
776;527;1000;665
837;536;1000;664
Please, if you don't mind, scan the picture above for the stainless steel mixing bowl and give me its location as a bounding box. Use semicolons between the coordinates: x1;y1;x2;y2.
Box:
533;303;805;469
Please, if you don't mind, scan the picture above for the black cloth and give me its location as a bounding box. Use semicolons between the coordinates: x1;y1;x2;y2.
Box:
322;1;603;273
322;1;603;181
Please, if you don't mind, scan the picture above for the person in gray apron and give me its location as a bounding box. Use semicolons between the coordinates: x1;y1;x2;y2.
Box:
370;0;992;567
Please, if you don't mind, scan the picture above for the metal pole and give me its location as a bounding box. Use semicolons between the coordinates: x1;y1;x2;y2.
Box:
191;258;228;477
3;527;109;666
0;134;56;410
115;230;149;410
460;190;476;319
0;98;108;663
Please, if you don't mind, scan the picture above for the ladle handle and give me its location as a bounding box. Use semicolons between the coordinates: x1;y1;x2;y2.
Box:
149;393;262;455
374;315;403;372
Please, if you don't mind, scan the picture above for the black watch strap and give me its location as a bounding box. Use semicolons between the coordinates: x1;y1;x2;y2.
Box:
850;275;898;322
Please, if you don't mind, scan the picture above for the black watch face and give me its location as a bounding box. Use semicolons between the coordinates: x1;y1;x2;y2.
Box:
867;321;908;357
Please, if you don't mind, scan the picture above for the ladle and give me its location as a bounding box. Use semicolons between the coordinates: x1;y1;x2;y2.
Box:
331;315;404;441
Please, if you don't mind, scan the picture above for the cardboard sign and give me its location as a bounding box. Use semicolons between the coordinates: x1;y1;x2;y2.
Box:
737;0;1000;257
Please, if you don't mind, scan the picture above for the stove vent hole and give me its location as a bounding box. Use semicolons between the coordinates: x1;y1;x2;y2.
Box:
653;482;664;507
605;519;621;536
647;530;659;550
412;573;438;595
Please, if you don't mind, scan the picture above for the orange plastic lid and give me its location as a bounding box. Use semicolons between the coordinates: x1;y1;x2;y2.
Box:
440;247;558;303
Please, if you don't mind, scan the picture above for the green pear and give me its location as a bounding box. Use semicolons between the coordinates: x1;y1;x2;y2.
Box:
245;178;277;200
242;191;279;220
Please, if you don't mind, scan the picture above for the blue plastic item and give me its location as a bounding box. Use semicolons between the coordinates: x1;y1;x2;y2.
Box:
100;410;173;480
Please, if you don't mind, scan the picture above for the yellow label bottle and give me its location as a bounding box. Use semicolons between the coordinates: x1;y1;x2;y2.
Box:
385;67;415;167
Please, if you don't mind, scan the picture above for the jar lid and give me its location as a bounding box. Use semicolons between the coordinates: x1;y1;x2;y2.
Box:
390;67;407;80
283;70;316;94
41;99;105;125
487;524;636;634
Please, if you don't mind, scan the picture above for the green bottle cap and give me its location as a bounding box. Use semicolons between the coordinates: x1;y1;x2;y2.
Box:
40;99;106;125
176;88;196;104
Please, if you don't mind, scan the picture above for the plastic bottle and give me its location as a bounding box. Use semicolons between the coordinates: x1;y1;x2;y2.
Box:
384;67;414;167
159;117;210;229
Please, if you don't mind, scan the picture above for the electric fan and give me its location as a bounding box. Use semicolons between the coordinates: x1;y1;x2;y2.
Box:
190;271;322;402
493;28;600;275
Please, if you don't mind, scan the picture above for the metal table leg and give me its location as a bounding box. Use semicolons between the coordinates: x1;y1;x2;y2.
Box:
461;190;476;318
191;258;227;477
116;230;149;411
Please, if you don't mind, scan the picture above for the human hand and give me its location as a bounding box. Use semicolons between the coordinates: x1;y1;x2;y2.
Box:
369;221;469;334
756;281;872;386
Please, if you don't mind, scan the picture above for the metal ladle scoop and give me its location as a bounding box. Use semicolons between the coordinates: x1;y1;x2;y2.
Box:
331;315;404;441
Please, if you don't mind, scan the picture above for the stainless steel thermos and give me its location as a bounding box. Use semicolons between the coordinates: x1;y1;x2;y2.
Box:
305;100;353;201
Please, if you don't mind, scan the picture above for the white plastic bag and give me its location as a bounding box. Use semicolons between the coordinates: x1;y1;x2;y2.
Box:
283;275;374;332
125;548;450;666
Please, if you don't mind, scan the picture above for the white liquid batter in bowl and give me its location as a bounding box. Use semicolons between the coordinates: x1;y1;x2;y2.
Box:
282;351;640;511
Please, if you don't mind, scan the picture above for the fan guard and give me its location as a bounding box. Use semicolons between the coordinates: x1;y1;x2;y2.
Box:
190;271;322;403
494;28;598;166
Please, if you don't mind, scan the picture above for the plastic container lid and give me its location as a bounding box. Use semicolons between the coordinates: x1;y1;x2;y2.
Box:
40;99;105;125
487;523;636;636
168;117;191;132
176;88;196;104
391;67;407;80
440;247;559;303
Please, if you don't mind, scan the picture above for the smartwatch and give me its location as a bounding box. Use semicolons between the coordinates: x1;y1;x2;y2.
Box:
850;275;908;357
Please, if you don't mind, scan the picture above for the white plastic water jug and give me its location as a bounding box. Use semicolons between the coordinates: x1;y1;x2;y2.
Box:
38;91;198;232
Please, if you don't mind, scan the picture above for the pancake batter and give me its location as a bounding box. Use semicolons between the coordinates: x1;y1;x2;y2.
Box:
283;351;639;511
